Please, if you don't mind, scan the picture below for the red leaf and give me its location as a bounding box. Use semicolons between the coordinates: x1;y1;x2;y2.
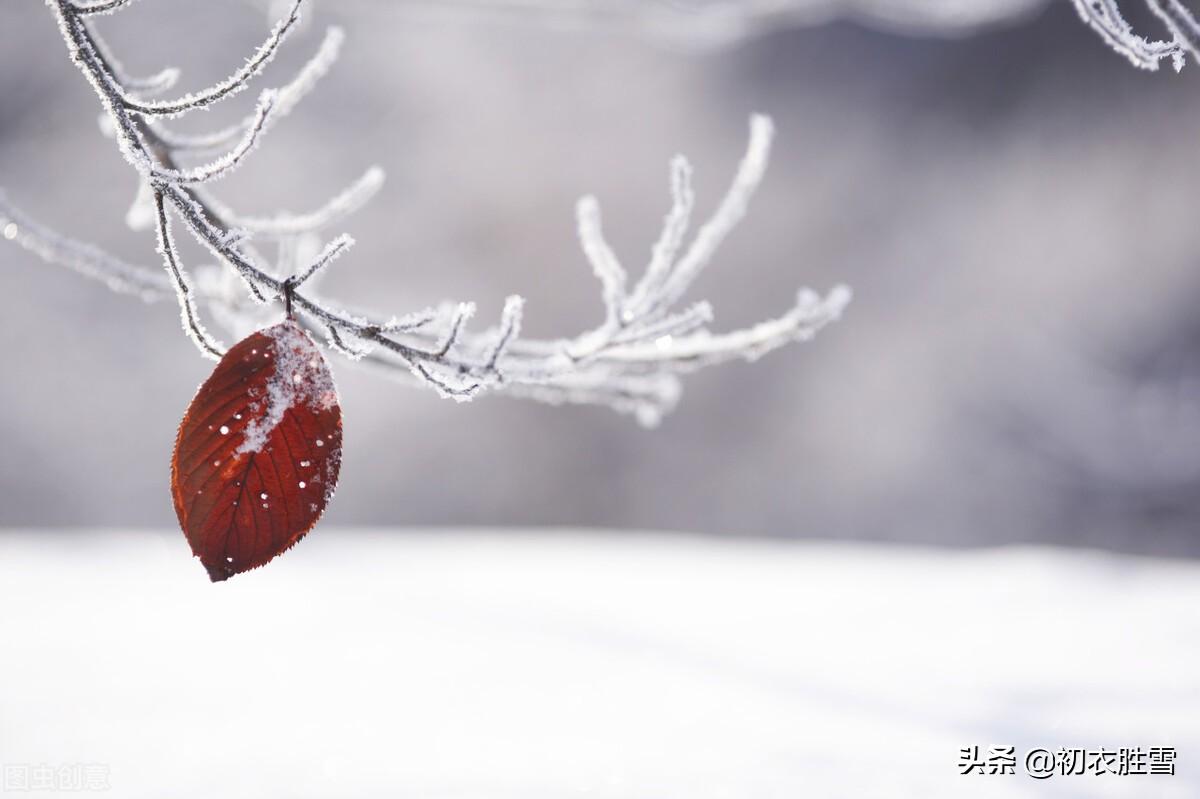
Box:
171;319;342;582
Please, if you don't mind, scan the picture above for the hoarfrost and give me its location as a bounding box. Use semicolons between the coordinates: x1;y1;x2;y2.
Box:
1;0;851;426
1072;0;1194;71
235;321;337;456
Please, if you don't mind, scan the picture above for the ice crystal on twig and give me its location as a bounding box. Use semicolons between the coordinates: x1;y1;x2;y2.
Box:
1072;0;1200;71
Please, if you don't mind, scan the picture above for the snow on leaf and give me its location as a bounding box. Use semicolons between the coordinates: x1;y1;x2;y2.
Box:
171;318;342;582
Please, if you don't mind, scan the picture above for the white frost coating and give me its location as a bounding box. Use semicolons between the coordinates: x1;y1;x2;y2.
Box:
605;286;852;363
152;192;225;359
70;0;138;16
654;114;773;314
119;66;179;96
576;196;627;329
1072;0;1188;71
209;167;385;238
0;191;168;301
542;112;847;422
627;155;694;319
150;26;345;157
612;301;713;345
293;233;355;286
116;0;303;118
486;295;525;368
144;91;278;186
235;322;338;456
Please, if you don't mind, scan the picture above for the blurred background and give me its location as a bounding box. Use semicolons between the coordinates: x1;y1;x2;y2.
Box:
3;0;1200;556
5;5;1200;798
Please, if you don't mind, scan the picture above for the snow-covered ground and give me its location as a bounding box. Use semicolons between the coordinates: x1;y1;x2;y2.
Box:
0;530;1195;798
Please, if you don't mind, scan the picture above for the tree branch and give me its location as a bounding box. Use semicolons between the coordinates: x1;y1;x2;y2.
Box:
1072;0;1189;71
4;0;850;425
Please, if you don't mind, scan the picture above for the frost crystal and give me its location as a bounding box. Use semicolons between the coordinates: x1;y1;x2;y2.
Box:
1072;0;1194;71
236;322;337;455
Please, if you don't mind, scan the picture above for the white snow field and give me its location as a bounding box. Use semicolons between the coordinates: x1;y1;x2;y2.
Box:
0;529;1196;798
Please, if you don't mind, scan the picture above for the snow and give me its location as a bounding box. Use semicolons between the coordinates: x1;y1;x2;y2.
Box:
234;320;338;456
0;530;1195;798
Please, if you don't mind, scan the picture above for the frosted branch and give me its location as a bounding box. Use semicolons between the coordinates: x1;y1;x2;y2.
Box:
152;191;225;359
70;0;138;15
1148;0;1200;59
209;167;384;237
0;191;168;301
145;91;277;185
149;26;344;156
576;196;627;329
652;114;773;317
121;67;181;97
486;295;525;370
292;234;354;286
1072;0;1187;70
6;0;851;425
435;302;476;357
260;24;345;122
628;155;693;319
381;309;438;334
117;0;302;118
611;301;712;346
